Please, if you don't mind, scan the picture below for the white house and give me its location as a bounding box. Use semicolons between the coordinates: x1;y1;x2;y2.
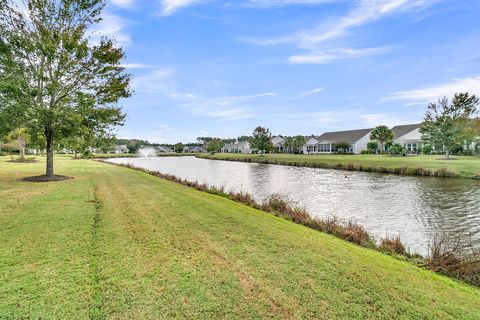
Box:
157;146;174;153
221;141;252;154
303;128;373;154
392;124;422;153
184;145;207;153
114;145;129;154
271;136;286;153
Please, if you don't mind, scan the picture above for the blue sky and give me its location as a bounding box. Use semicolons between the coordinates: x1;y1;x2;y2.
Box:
98;0;480;143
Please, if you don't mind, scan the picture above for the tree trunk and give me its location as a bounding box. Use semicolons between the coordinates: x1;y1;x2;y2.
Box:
445;148;450;159
19;138;25;159
46;132;54;177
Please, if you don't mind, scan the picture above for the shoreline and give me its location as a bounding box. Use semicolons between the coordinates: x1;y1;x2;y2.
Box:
101;159;480;287
196;153;480;179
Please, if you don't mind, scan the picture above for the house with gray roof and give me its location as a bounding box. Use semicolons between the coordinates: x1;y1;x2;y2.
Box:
221;141;251;154
157;145;174;153
392;123;422;153
271;136;286;152
303;128;373;154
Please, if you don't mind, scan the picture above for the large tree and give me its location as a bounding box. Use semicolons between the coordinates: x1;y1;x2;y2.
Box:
251;126;274;153
207;138;223;154
370;125;394;153
0;0;131;178
420;93;479;159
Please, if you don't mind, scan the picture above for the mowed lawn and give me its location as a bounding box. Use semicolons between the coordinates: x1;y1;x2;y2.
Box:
200;153;480;178
0;158;479;319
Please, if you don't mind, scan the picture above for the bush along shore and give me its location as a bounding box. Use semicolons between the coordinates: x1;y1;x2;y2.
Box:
196;154;461;178
102;160;479;287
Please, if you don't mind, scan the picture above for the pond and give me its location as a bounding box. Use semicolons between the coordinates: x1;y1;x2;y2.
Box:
107;156;480;255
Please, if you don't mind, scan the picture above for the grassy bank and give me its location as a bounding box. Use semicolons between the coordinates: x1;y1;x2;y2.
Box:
1;157;479;319
197;153;480;178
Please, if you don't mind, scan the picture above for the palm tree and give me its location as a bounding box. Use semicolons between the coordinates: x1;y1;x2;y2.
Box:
370;126;394;153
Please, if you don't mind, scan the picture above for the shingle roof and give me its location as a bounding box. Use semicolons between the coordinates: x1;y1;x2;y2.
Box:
391;124;421;139
316;128;373;143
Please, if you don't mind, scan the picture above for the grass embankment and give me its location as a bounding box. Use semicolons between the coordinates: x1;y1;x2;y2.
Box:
1;158;479;319
197;153;480;179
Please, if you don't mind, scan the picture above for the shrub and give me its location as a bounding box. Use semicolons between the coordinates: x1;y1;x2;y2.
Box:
367;141;379;153
425;232;480;286
389;143;406;156
380;236;407;255
361;150;374;154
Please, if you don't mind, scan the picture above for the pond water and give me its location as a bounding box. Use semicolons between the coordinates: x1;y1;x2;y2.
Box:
107;156;480;255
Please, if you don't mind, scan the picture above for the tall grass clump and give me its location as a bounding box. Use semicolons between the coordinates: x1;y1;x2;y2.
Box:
425;232;480;286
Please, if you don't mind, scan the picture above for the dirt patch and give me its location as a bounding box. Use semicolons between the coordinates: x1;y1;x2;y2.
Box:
23;175;73;182
7;159;37;163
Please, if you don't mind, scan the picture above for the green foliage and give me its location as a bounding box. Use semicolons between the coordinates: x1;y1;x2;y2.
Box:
420;93;479;158
0;0;131;176
207;138;223;154
174;142;184;153
7;128;30;159
251;126;274;153
284;135;305;153
389;143;406;156
367;141;379;153
335;141;351;153
370;126;394;152
421;144;433;155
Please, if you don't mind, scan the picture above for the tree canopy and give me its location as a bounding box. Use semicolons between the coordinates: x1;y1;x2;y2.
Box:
370;126;394;153
251;126;274;153
420;93;479;158
0;0;131;177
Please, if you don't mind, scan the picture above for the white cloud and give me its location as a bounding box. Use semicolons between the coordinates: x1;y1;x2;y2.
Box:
299;87;326;97
246;0;438;64
247;0;337;6
133;68;175;92
121;63;153;69
159;0;204;16
359;113;418;127
385;76;480;102
289;46;391;64
179;92;276;121
110;0;136;9
92;13;132;47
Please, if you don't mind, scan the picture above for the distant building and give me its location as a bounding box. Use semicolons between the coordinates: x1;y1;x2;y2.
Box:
271;136;286;153
184;145;207;153
392;124;422;153
114;145;129;154
221;141;252;154
303;128;373;154
157;146;174;153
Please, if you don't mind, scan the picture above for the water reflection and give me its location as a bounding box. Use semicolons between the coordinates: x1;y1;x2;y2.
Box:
108;156;480;254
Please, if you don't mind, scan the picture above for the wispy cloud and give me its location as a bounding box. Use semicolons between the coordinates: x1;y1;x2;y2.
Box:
246;0;337;7
133;68;176;92
110;0;136;9
245;0;439;64
179;92;276;121
385;76;480;102
92;12;132;47
159;0;204;16
299;87;326;97
289;46;391;64
122;63;153;69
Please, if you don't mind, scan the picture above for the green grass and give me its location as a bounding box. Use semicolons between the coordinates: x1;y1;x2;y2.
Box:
198;153;480;178
0;157;479;319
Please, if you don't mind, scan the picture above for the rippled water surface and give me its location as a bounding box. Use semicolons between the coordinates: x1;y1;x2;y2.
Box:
108;156;480;254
